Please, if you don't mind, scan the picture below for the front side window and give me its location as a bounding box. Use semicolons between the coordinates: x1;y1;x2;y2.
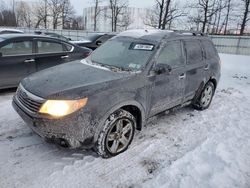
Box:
0;41;32;56
157;41;184;68
90;39;155;71
37;41;64;53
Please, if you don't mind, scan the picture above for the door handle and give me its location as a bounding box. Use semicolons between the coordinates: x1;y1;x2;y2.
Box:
204;64;209;70
24;59;35;63
179;73;186;80
61;55;69;59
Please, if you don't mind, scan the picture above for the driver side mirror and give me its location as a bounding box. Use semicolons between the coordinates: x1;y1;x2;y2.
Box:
151;63;172;75
96;40;102;46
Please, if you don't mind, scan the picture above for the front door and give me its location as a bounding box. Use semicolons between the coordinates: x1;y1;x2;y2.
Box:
0;40;36;89
150;40;186;116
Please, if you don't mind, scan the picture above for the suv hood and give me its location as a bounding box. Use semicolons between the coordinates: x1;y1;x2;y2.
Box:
21;60;130;99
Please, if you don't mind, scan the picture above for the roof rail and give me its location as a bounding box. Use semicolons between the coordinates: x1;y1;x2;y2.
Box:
173;30;206;36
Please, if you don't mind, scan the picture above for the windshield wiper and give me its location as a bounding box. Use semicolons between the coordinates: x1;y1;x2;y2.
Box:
91;60;133;72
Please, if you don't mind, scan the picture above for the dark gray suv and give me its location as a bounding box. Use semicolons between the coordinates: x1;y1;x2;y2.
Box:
12;30;221;158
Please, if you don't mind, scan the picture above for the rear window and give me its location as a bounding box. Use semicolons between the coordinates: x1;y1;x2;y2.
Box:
201;40;218;59
184;40;203;64
37;41;64;53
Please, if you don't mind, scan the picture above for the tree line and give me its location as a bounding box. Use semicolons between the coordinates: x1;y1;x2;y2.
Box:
0;0;83;30
0;0;249;35
145;0;250;35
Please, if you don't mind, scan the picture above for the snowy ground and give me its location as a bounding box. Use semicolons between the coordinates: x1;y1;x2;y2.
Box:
0;54;250;188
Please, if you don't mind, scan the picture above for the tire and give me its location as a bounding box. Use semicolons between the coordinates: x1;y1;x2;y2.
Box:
193;81;215;110
95;109;136;158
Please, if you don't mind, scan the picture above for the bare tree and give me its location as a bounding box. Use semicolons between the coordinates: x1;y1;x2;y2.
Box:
71;16;84;30
223;0;232;34
240;0;250;35
92;0;103;31
108;0;128;32
33;0;49;28
48;0;63;29
189;0;226;33
61;0;75;29
0;0;17;27
16;1;32;27
145;0;185;30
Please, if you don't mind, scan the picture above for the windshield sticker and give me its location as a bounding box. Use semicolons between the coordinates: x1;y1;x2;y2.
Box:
129;64;141;69
133;44;154;51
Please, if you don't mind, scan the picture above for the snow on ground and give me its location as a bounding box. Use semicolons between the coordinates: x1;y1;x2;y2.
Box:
0;54;250;188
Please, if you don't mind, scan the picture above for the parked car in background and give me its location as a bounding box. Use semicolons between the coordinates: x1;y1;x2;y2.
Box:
0;34;92;89
34;31;71;41
71;33;116;50
0;28;24;34
12;29;221;158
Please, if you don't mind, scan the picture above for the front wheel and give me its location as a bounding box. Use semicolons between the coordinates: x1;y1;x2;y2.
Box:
95;109;136;158
193;81;215;110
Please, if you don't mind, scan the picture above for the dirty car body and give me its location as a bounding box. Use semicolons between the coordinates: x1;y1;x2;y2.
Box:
12;30;221;157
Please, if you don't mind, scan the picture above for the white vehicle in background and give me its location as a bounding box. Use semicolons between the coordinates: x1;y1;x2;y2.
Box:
0;28;24;34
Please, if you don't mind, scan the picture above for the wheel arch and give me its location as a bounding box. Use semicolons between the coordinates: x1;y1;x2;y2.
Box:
94;100;146;142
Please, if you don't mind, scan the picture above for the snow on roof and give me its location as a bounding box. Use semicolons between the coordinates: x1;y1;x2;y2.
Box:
0;28;24;33
117;29;174;42
119;29;173;38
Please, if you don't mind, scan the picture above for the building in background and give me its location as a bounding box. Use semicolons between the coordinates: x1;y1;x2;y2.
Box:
83;6;153;32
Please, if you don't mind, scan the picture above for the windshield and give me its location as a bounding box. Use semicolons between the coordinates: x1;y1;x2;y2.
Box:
90;39;155;71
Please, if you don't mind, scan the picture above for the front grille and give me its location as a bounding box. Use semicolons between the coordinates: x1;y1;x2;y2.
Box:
16;86;44;113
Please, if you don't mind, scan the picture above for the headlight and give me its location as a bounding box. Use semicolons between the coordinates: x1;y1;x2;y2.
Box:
39;98;88;117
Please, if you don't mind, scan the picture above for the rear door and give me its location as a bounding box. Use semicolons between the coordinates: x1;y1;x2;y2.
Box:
0;39;36;89
200;40;220;80
150;40;186;116
183;39;206;101
34;39;70;71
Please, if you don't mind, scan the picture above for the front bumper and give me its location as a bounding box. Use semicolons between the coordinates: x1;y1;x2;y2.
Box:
12;96;95;148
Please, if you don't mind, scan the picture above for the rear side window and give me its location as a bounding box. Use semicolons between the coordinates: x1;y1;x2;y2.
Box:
0;41;32;56
184;40;203;64
201;40;218;59
157;40;184;68
37;41;64;53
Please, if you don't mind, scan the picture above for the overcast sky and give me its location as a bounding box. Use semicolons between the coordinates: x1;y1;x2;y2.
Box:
3;0;155;15
70;0;154;14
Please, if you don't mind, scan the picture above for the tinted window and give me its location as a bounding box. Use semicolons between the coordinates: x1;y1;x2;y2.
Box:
157;41;184;68
184;40;203;64
0;41;32;56
37;41;64;53
202;40;217;59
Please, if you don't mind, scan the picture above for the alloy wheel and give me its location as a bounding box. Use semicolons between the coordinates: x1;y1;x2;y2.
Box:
105;118;134;154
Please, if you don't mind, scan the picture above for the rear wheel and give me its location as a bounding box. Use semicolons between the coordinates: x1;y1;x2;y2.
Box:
193;81;215;110
95;109;136;158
